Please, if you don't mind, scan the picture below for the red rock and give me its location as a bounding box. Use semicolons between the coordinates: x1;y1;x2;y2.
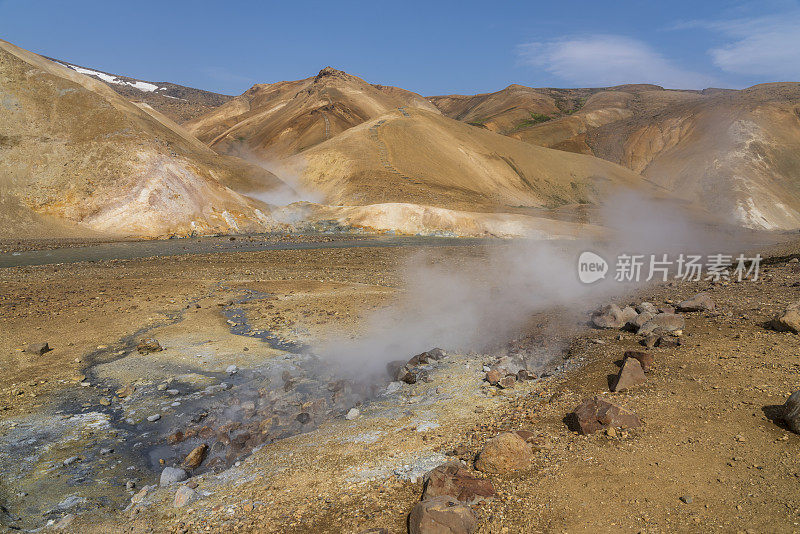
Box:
569;396;642;435
484;369;501;385
422;461;496;505
408;496;477;534
623;351;654;373
182;444;208;469
474;432;534;473
497;375;516;389
612;357;646;392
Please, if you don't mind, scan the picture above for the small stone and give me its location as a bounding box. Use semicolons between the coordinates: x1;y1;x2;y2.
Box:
166;389;179;396
98;397;111;406
24;342;51;356
641;334;659;348
517;369;536;381
497;375;516;389
182;444;208;469
677;292;715;312
136;338;162;354
100;447;114;455
474;432;534;473
591;304;625;329
125;480;136;490
484;369;502;385
226;364;238;375
147;414;161;422
568;396;642;435
160;467;189;486
680;495;694;504
612;358;646;392
62;456;80;466
638;313;685;336
636;302;659;314
408;496;477;534
156;384;168;391
173;485;197;508
345;408;360;420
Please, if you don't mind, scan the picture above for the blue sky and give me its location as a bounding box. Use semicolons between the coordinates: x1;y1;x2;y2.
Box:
1;0;798;96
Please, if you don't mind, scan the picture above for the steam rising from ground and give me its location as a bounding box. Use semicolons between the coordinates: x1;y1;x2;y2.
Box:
315;189;757;377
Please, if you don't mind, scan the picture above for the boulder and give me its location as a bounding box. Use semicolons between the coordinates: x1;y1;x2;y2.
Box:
641;334;659;349
136;338;162;354
677;292;715;312
770;302;800;334
656;335;681;348
637;313;685;336
620;306;638;324
422;461;496;505
159;467;188;486
408;496;477;534
783;391;800;433
484;369;502;385
591;304;625;329
474;432;534;473
612;358;646;391
497;375;516;389
569;396;642;435
623;351;654;373
24;342;51;355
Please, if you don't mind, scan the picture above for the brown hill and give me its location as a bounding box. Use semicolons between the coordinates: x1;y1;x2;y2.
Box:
184;67;440;159
0;39;289;238
436;82;800;229
286;107;656;214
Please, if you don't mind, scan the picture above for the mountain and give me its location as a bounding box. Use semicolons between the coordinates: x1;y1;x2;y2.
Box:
0;39;289;238
184;67;440;159
45;57;233;123
433;83;800;230
285;106;655;213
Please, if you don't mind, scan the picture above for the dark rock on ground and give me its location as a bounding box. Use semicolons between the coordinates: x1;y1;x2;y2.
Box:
24;342;51;355
497;375;516;389
474;432;534;473
613;358;647;391
656;335;681;348
627;311;655;332
636;302;659;314
136;338;162;354
422;461;496;505
568;396;642;435
783;391;800;433
408;496;477;534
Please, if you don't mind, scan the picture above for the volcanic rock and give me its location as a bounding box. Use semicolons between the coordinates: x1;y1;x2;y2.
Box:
182;444;208;469
770;302;800;334
626;311;655;332
620;306;638;324
517;369;536;381
484;369;502;385
612;357;647;391
637;313;685;336
173;486;198;508
497;375;516;389
422;461;496;505
677;292;715;312
408;496;477;534
782;391;800;433
345;408;360;420
623;351;654;373
24;342;51;355
474;432;534;473
636;302;659;314
591;304;625;329
569;396;642;435
642;334;659;348
656;335;681;348
136;338;162;354
160;467;188;486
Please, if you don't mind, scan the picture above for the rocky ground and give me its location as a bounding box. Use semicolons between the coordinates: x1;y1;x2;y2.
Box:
2;237;800;532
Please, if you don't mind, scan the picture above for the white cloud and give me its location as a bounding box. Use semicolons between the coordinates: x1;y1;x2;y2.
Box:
517;35;716;89
704;11;800;80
